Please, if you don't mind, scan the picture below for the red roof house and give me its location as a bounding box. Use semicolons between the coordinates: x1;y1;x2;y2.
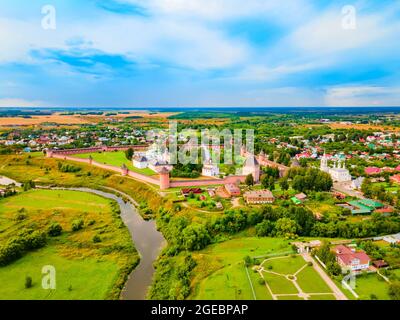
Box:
365;167;382;175
334;245;371;272
391;174;400;184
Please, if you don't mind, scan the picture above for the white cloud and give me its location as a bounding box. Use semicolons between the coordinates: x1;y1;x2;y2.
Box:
289;8;399;56
0;98;46;107
0;13;249;70
325;86;400;106
124;0;312;23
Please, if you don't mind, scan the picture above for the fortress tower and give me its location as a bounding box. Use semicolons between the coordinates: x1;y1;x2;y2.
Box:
121;164;129;176
159;167;171;190
242;155;260;183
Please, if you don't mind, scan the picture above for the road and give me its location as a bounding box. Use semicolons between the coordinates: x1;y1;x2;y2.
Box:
301;253;348;301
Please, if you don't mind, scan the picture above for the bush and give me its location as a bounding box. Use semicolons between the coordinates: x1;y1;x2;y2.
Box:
93;235;102;243
71;219;84;232
48;223;62;237
25;276;33;289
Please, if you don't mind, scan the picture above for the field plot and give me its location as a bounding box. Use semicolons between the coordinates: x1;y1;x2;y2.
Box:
352;274;391;300
74;151;156;176
0;189;138;300
191;237;293;300
257;255;337;300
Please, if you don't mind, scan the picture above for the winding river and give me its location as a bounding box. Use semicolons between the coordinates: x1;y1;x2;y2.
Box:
60;188;166;300
1;177;166;300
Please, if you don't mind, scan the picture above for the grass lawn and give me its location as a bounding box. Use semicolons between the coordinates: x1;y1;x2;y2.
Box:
190;237;293;300
261;255;306;275
74;151;156;176
353;274;391;300
0;246;119;300
193;262;254;300
0;189;138;300
262;272;298;294
248;268;273;300
308;294;336;300
296;265;331;293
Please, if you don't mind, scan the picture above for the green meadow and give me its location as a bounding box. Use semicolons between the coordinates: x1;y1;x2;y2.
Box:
190;237;337;300
74;151;156;176
190;237;293;300
0;189;138;300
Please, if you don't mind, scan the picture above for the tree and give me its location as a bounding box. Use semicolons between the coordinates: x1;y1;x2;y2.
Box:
255;220;274;237
245;174;254;186
279;178;289;191
47;223;62;237
275;218;298;237
182;224;211;251
125;148;134;160
71;219;84;232
25;276;33;289
388;281;400;300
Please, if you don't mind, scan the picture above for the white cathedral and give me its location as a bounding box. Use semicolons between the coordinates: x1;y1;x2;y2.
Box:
320;153;352;182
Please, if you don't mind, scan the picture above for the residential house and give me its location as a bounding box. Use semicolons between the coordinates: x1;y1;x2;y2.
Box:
224;184;241;197
365;167;382;175
334;245;371;272
244;190;275;204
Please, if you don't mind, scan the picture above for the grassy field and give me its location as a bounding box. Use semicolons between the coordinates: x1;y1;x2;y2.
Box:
353;273;391;300
0;189;138;300
296;265;331;293
260;255;336;300
74;151;156;176
0;153;164;213
190;238;337;300
190;237;294;300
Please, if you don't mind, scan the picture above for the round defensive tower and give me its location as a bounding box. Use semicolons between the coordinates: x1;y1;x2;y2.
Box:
159;167;170;190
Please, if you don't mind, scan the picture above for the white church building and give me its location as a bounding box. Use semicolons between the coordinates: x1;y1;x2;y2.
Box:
201;145;220;177
320;153;352;182
202;159;220;177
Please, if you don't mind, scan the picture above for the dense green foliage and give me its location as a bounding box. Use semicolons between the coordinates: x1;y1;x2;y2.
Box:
0;229;47;266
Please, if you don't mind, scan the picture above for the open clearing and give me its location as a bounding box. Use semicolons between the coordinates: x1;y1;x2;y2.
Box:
0;189;138;300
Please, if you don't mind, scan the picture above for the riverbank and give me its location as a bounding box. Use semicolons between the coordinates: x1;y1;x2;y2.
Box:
0;188;138;299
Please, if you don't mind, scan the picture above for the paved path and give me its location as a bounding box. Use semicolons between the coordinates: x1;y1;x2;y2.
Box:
301;253;348;300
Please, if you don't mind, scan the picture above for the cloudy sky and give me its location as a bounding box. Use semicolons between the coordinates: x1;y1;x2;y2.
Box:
0;0;399;108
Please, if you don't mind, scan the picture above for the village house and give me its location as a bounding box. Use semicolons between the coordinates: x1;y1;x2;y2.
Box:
390;174;400;184
365;167;382;175
224;183;241;197
294;193;307;202
244;190;275;204
334;245;371;273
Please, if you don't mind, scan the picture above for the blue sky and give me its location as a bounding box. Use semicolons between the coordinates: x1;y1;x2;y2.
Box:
0;0;399;107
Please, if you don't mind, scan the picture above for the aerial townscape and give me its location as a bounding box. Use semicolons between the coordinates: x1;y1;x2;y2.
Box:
1;108;400;301
1;1;400;311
